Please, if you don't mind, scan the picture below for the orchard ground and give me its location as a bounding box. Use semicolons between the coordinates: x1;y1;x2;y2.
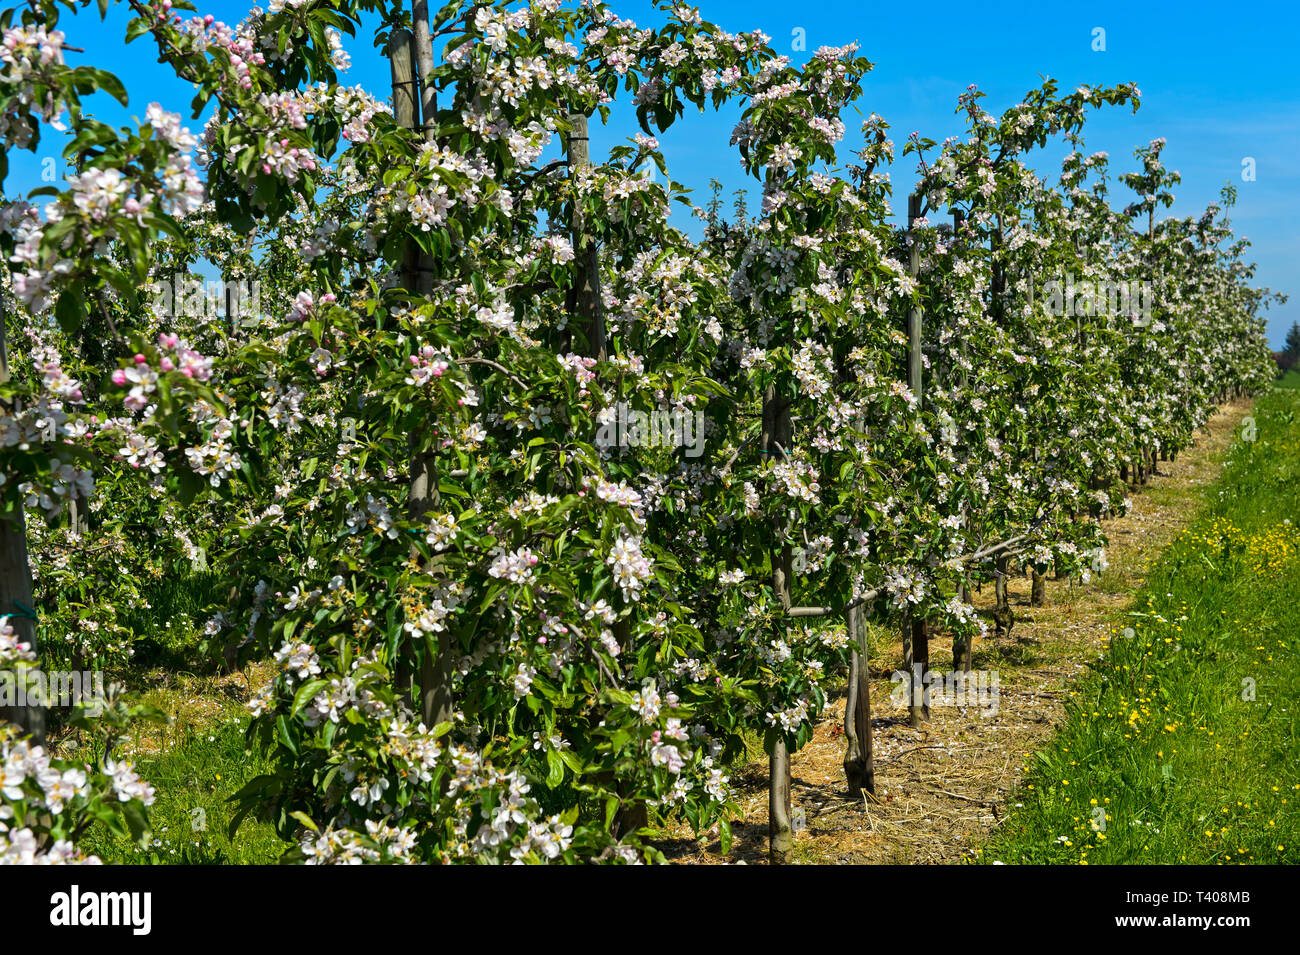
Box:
57;391;1297;865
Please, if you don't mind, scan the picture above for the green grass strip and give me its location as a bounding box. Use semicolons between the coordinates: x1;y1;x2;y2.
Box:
980;389;1300;864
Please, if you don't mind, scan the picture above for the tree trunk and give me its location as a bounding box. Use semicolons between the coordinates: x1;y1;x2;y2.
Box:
993;555;1013;640
952;629;972;673
1030;570;1046;607
615;798;648;840
842;604;875;797
0;510;40;744
953;581;974;672
769;738;793;864
902;612;929;726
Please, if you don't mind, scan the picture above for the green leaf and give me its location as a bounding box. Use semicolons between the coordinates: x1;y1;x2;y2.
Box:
545;748;564;787
54;282;85;335
289;811;319;833
291;678;327;717
122;800;150;844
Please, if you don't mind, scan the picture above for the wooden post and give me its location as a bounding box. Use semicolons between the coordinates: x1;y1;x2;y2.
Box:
563;108;642;833
763;383;794;864
842;603;875;796
410;0;438;145
0;289;43;745
566;112;606;360
388;24;451;727
991;212;1005;326
907;194;923;403
952;208;967;392
949;207;977;675
903;195;929;726
388;26;421;297
408;1;437;299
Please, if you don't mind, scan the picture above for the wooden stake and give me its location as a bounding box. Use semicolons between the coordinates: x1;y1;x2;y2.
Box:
763;383;795;863
410;0;438;146
388;26;421;297
907;194;923;403
389;24;450;727
566;112;606;360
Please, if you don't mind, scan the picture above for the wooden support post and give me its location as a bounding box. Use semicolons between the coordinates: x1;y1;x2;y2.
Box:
563;109;641;834
566;111;606;360
763;383;795;864
388;26;422;298
952;208;968;393
410;0;437;144
903;195;929;727
389;24;451;727
388;25;418;707
408;2;437;297
907;194;923;403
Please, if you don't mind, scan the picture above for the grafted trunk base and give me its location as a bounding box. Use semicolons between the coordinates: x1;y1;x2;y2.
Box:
769;741;792;864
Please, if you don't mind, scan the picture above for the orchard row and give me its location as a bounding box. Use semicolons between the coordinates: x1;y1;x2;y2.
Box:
0;0;1276;864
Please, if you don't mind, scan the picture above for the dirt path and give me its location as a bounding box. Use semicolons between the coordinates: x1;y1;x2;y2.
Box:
664;399;1253;864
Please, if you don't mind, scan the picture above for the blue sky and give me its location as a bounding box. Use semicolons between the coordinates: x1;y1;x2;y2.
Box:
12;0;1298;346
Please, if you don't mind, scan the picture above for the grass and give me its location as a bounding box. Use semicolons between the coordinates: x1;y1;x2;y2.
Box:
980;387;1300;864
1273;369;1300;390
39;562;285;863
121;571;226;669
76;709;283;864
